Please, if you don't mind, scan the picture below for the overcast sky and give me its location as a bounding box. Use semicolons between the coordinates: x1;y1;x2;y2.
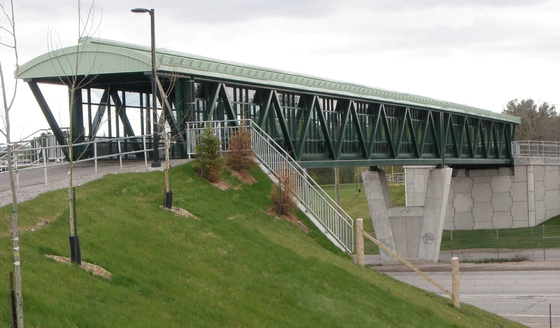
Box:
1;0;559;143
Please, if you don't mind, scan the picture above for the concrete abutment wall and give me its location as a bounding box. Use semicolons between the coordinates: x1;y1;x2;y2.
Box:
404;157;560;231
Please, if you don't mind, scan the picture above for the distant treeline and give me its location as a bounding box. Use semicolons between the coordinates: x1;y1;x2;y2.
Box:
502;99;559;141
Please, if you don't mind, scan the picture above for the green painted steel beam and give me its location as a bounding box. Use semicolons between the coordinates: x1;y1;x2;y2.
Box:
91;89;109;138
69;88;88;161
334;100;352;159
110;90;137;137
350;102;367;158
271;91;295;155
295;95;315;160
257;90;273;128
314;97;335;159
205;82;220;121
27;81;69;161
219;84;238;123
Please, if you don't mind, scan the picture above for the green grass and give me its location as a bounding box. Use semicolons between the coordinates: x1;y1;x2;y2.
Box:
440;224;560;250
0;164;522;327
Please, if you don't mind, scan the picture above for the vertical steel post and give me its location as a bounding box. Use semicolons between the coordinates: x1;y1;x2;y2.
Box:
149;9;160;167
132;7;160;167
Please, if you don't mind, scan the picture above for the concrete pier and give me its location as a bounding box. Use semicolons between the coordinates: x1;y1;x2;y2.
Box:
362;167;452;262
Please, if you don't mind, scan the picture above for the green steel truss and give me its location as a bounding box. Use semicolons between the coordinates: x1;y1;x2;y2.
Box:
179;80;516;168
23;77;517;168
18;38;518;168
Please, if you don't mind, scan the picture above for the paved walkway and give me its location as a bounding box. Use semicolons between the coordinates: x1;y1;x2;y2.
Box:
0;159;190;193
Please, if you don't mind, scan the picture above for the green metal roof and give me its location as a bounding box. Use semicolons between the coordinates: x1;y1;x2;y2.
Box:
18;37;520;124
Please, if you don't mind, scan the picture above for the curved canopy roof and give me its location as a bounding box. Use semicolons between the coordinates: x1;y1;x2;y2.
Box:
18;37;520;124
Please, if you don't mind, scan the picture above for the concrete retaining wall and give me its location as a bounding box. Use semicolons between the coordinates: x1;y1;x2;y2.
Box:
405;158;560;230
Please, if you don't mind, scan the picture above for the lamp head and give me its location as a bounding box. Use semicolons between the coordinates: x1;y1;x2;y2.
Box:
131;8;150;14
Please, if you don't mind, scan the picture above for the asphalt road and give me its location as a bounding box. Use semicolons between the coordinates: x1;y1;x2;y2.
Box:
384;270;560;327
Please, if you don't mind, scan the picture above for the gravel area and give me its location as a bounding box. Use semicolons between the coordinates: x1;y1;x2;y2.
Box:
0;159;190;207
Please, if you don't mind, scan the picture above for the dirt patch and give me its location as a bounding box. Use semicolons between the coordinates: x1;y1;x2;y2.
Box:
227;167;257;185
212;180;232;190
45;255;112;279
267;208;310;234
162;206;198;219
30;218;52;232
1;218;53;238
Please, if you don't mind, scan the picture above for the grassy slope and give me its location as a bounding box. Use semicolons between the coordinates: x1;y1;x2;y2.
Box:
0;164;521;327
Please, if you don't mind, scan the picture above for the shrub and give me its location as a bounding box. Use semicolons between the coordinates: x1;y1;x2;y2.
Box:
226;129;254;171
192;126;225;183
270;167;297;216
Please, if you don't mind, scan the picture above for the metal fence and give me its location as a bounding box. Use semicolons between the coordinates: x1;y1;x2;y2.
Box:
184;120;355;253
512;140;560;157
386;172;405;185
440;225;560;262
0;134;160;187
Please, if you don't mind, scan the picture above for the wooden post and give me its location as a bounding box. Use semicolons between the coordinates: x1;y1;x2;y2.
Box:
362;230;452;298
452;257;460;309
356;218;364;266
334;167;340;204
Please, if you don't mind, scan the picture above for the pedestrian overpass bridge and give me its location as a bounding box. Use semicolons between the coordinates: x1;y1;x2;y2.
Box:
17;37;519;169
12;37;529;261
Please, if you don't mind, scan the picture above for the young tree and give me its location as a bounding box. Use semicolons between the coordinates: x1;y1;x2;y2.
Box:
226;128;253;172
48;0;102;264
193;125;224;183
0;0;24;325
155;76;177;208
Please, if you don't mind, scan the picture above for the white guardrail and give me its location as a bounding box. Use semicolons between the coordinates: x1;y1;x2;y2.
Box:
512;141;560;158
0;134;161;186
185;120;355;253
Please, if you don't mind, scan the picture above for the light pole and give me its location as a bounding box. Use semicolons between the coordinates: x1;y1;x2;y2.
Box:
131;7;161;167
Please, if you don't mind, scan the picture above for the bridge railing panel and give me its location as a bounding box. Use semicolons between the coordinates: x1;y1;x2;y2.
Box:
0;134;160;185
512;140;560;158
184;119;355;253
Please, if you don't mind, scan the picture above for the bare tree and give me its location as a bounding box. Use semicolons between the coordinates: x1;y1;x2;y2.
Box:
0;0;24;326
48;0;102;264
156;73;192;208
502;99;558;141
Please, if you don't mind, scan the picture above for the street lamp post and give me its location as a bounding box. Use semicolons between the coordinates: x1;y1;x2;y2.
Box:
131;8;161;167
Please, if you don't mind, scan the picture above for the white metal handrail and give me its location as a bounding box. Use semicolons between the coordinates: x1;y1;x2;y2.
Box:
512;140;560;158
0;134;163;186
185;119;355;253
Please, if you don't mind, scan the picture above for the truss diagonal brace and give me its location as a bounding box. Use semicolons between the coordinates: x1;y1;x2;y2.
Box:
27;81;69;160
